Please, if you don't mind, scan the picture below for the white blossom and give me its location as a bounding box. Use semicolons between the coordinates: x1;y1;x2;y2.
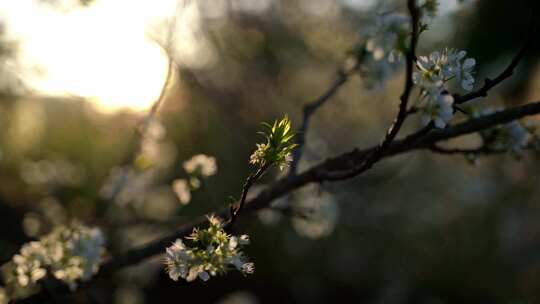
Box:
44;223;105;289
144;118;166;141
165;216;254;282
476;108;530;154
291;185;339;239
413;48;476;128
358;13;409;88
419;90;455;128
172;179;191;205
361;13;409;62
10;242;48;289
20;158;85;187
1;223;105;300
488;121;528;152
415;48;476;92
183;154;218;177
505;121;529;151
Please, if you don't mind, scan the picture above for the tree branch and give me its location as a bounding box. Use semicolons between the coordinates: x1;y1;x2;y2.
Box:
97;100;540;277
226;163;269;229
20;98;540;303
428;145;501;155
17;4;539;302
381;0;419;147
317;0;420;181
289;60;360;174
429;143;537;156
99;0;540;278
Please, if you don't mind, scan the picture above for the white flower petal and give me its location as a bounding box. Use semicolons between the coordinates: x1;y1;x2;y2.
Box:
434;117;446;129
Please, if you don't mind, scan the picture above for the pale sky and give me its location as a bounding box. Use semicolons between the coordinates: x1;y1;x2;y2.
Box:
0;0;180;112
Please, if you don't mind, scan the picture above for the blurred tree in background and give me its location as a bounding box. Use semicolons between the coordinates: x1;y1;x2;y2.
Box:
1;0;540;303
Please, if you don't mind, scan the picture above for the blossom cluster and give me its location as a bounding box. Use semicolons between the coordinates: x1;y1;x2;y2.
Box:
183;154;218;177
1;223;104;301
476;108;530;154
172;154;217;205
358;13;409;88
165;216;253;282
356;0;443;88
413;48;477;128
249;115;296;171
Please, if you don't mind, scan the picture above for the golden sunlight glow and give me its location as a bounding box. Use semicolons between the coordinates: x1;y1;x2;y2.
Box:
0;0;181;112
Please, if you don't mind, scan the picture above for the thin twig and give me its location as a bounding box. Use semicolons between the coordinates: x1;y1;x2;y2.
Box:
20;99;540;304
453;10;537;105
381;0;420;148
289;60;360;175
18;3;539;302
429;142;536;156
226;163;269;229
428;145;501;155
101;100;540;272
322;0;420;180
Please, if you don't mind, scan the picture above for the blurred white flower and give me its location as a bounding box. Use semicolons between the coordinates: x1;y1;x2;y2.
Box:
291;185;339;239
172;179;191;205
183;154;217;177
443;50;476;91
248;184;287;226
2;222;105;299
99;166;132;201
475;108;530;154
419;90;454;128
144;118;166;141
20;158;85;188
505;121;528;151
45;223;105;288
358;13;409;88
11;241;48;287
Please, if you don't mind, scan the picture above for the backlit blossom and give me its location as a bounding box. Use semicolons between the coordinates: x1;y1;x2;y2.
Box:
249;115;296;171
1;223;105;300
172;179;191;205
183;154;217;177
165;216;254;282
